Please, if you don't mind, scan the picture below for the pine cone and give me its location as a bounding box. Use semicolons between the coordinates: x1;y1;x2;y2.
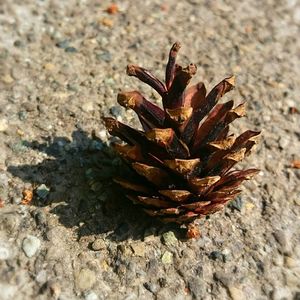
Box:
104;42;260;226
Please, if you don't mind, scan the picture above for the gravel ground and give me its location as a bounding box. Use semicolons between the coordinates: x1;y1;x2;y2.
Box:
0;0;300;299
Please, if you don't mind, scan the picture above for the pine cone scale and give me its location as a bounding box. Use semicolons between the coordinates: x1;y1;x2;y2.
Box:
182;82;206;109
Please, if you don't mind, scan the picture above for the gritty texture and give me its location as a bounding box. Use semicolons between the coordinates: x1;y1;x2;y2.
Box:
0;1;300;300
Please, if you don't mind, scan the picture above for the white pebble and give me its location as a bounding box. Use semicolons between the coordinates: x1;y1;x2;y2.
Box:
286;99;295;107
22;235;41;257
98;130;107;140
82;102;94;112
293;7;300;23
0;283;17;300
85;291;99;300
0;119;8;132
228;286;245;300
287;0;297;7
0;243;10;260
36;270;47;284
272;287;292;300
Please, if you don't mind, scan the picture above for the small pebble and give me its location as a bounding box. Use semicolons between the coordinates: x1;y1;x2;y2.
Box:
284;269;299;287
0;173;9;187
56;40;69;49
278;136;289;149
0;119;8;132
16;129;24;137
293;7;300;23
161;251;173;264
1;74;14;84
65;46;77;53
162;231;178;247
100;18;114;27
272;253;284;266
36;184;50;199
22;235;41;257
96;51;112;62
10;141;28;154
273;230;291;254
91;239;106;251
285;256;300;268
228;196;243;212
22;102;35;112
49;281;61;298
131;243;145;257
106;3;119;14
18;111;27;121
228;285;245;300
12;196;22;205
38;103;47;114
272;287;292;300
104;77;115;86
35;270;47;284
13;40;22;47
209;251;225;262
0;283;17;300
76;268;96;290
0;243;10;260
245;202;255;211
43;63;56;71
82;102;94;112
265;160;277;173
84;290;99;300
110;106;123;118
98;130;107;140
